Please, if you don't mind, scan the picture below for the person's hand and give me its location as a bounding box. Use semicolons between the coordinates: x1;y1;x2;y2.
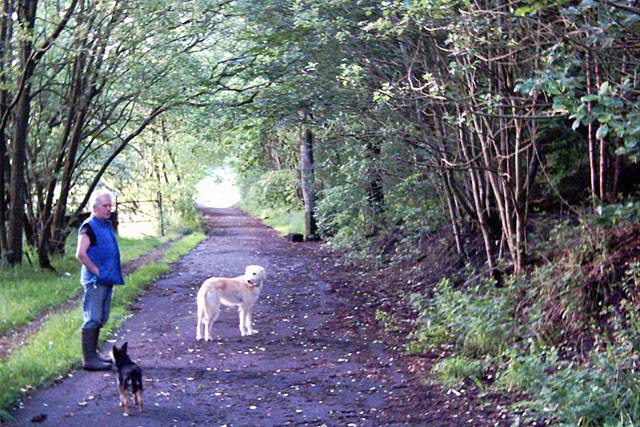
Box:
96;270;106;286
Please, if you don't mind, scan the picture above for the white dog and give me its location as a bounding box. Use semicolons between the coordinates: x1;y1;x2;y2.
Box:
196;265;266;340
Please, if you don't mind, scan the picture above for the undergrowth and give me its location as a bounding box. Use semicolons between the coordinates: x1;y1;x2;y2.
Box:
405;209;640;425
236;170;304;236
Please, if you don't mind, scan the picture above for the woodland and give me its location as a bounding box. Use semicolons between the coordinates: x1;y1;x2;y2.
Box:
0;0;639;424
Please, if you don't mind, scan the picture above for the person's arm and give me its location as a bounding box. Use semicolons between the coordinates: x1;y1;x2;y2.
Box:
76;233;99;276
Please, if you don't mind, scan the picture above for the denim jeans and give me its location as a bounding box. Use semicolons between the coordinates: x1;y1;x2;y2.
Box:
82;281;114;329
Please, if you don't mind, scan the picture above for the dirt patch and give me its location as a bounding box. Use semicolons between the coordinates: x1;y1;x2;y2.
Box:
7;208;512;426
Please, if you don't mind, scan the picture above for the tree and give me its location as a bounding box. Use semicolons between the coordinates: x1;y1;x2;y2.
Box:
2;0;77;265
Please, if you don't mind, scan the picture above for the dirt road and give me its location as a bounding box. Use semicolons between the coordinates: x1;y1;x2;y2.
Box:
8;208;507;426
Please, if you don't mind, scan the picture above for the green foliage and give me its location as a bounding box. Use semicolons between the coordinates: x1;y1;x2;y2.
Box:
619;261;640;342
252;170;303;209
316;181;366;246
474;221;640;425
412;252;640;425
514;5;640;163
495;347;557;393
107;118;214;238
503;347;640;426
595;202;640;227
521;216;640;346
234;168;304;236
374;309;403;332
407;277;521;357
431;355;485;388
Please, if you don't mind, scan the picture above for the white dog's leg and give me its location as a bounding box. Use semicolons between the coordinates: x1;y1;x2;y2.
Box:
246;309;257;335
238;307;247;336
205;317;212;341
196;303;204;341
205;305;220;341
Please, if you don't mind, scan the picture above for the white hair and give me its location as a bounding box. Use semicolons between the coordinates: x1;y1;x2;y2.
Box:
90;189;114;208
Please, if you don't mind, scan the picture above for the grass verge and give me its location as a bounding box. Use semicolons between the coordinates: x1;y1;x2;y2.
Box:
237;202;304;236
0;235;172;336
0;231;205;418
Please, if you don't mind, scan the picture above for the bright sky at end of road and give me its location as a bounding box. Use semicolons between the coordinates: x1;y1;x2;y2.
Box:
196;168;240;208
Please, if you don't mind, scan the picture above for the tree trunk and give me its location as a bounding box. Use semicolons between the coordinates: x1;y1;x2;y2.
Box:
300;117;317;241
585;51;598;207
43;3;106;262
0;0;11;259
48;82;90;255
6;0;37;265
457;108;495;272
364;140;384;237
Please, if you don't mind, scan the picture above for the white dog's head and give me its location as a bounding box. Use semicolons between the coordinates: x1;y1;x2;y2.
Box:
244;265;266;287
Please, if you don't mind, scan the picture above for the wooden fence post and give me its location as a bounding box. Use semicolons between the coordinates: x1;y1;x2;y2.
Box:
157;191;165;236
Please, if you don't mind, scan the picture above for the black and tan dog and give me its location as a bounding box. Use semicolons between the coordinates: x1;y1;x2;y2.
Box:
111;342;143;416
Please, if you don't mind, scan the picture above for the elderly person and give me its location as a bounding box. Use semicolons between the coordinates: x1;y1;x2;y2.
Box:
75;189;124;371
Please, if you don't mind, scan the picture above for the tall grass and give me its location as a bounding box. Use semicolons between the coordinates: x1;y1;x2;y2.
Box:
0;232;205;415
431;355;484;388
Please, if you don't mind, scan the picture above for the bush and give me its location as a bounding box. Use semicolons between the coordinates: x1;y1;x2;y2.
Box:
503;346;640;426
495;347;557;393
316;182;366;244
240;169;302;210
407;277;521;358
594;202;640;227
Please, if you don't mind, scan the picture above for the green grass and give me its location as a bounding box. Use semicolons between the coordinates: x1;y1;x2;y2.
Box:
119;234;174;263
0;235;171;336
0;232;205;414
431;355;485;388
237;202;304;235
0;273;79;336
163;232;205;263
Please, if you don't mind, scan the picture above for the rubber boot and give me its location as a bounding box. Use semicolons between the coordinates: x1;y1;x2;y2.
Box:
95;327;112;364
82;328;111;371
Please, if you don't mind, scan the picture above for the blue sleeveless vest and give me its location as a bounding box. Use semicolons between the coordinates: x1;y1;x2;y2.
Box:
79;216;124;286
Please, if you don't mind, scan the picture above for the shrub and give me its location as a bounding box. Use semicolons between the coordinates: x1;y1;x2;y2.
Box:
594;202;640;227
240;169;302;210
407;277;521;358
505;347;640;426
495;347;557;393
